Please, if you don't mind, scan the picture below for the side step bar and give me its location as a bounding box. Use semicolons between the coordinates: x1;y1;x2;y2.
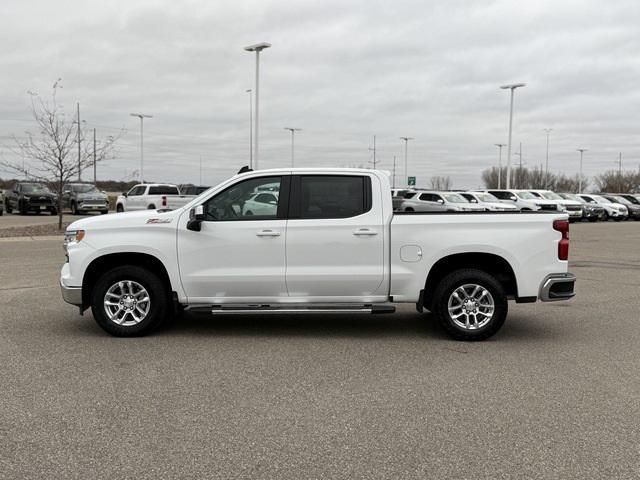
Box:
186;303;396;315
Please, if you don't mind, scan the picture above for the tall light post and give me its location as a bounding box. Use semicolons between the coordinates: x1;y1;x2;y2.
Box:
400;136;414;187
244;42;271;170
76;103;82;181
130;113;153;183
500;83;526;189
577;148;587;193
246;89;253;168
543;128;553;188
494;143;506;188
284;127;301;167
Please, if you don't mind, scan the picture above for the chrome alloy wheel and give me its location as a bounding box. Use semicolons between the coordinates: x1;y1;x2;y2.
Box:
104;280;151;326
447;283;495;330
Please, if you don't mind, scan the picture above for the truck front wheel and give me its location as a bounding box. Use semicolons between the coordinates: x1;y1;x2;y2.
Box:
91;265;168;337
431;269;508;341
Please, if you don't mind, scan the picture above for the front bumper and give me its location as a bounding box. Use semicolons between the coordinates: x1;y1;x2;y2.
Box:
539;273;576;302
61;282;82;306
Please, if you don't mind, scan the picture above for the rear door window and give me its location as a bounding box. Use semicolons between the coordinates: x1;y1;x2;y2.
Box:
291;175;371;219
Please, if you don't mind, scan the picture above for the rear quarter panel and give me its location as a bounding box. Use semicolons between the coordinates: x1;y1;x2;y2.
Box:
390;213;568;302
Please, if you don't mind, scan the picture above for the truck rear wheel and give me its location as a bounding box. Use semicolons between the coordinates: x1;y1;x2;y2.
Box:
91;265;168;337
431;269;508;341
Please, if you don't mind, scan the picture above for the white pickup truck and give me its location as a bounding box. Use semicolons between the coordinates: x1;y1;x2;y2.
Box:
115;183;193;212
61;168;575;340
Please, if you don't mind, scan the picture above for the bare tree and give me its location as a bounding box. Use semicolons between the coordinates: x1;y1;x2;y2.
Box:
0;80;121;230
593;170;640;193
430;175;452;190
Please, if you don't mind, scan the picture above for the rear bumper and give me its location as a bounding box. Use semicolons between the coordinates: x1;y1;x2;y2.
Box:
60;282;82;306
539;273;576;302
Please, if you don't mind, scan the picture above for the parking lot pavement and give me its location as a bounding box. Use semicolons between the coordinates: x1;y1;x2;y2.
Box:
1;222;639;479
0;212;104;228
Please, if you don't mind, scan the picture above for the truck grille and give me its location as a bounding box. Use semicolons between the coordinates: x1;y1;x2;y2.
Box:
565;205;582;212
28;197;53;206
538;204;558;211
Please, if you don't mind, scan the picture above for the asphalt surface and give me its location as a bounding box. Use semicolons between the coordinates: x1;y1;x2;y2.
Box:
1;222;639;479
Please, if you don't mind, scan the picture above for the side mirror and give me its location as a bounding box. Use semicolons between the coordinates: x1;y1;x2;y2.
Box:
122;192;128;197
437;199;444;204
64;190;71;195
187;205;205;232
509;196;517;201
470;199;478;203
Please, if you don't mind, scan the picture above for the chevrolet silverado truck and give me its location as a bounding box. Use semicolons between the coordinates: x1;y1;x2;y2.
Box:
115;183;193;212
61;168;576;340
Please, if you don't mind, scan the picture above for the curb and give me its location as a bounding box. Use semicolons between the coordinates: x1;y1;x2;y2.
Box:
0;235;63;242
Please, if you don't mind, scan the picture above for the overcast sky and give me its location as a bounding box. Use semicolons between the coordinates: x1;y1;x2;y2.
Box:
1;0;639;189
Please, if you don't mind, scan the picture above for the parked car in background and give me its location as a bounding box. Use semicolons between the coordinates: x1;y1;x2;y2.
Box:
487;189;555;211
179;185;211;196
400;191;484;212
601;194;640;220
242;191;279;216
557;193;603;222
460;192;519;211
610;193;640;207
63;183;109;215
579;194;628;221
116;184;193;212
528;190;582;222
391;189;413;211
4;182;57;215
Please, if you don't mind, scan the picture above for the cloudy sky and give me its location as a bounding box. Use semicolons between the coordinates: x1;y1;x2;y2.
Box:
1;0;639;189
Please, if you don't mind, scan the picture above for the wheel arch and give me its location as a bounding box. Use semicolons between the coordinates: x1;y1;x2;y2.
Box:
82;252;173;309
421;252;518;311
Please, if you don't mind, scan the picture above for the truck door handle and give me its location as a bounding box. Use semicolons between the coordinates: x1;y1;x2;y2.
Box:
353;228;378;236
256;229;281;237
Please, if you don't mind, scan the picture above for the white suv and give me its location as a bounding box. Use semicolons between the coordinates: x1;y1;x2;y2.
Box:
461;192;518;211
486;189;558;211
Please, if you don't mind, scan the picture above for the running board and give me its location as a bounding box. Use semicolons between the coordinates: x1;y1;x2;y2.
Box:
186;303;396;315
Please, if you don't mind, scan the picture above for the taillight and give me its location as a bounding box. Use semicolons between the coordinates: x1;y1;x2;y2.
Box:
553;219;569;260
162;196;167;207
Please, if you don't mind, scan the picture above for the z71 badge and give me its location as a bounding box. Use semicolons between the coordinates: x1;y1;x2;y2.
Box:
146;218;172;224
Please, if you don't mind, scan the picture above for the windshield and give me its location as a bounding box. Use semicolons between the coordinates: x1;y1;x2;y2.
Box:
592;195;611;204
541;191;563;200
73;184;99;194
443;193;468;203
475;193;499;202
516;191;536;200
22;184;49;193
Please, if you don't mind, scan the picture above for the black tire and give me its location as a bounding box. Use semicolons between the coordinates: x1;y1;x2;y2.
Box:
91;265;169;337
100;209;108;215
116;204;124;213
5;201;11;214
588;217;598;222
431;269;508;341
71;201;78;215
148;204;156;210
0;209;3;216
50;208;57;216
245;210;253;216
405;207;414;212
19;201;27;215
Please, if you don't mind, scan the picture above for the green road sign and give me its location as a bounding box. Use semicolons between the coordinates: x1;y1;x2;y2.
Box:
407;176;416;186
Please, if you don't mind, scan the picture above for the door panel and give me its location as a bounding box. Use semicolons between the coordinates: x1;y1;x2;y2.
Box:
285;174;384;298
177;175;289;302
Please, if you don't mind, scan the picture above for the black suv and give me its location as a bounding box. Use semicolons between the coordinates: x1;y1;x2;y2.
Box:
4;182;58;215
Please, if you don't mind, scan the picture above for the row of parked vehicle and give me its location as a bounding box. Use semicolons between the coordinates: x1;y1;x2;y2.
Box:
0;181;212;216
391;188;640;222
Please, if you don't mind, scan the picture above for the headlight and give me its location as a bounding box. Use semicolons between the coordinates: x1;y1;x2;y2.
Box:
63;230;85;253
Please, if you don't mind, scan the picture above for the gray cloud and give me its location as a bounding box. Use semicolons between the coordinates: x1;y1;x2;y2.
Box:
1;0;639;188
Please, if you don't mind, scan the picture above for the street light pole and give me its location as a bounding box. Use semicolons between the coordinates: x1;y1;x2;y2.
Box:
392;155;397;189
543;128;552;189
500;83;526;189
130;113;153;183
284;127;301;167
494;143;506;189
93;128;97;184
246;89;253;169
577;148;587;193
244;42;271;170
400;136;414;187
77;103;81;181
